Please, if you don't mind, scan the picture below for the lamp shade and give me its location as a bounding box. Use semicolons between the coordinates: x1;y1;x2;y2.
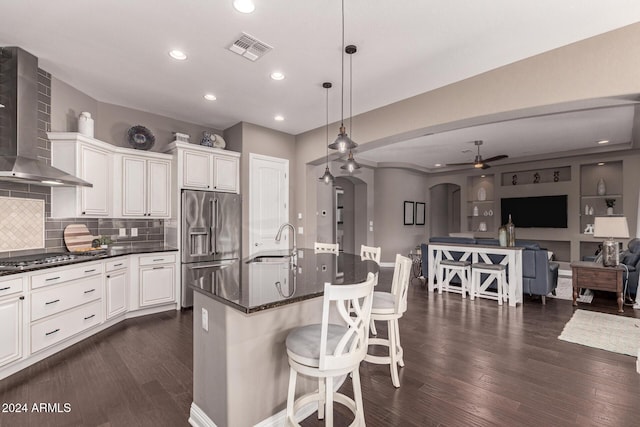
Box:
593;216;629;238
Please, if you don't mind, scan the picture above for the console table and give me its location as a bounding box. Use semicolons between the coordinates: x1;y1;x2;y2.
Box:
570;261;624;313
427;243;524;306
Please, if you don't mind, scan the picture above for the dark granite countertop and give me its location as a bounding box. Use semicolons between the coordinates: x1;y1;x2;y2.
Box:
190;248;379;314
0;244;178;277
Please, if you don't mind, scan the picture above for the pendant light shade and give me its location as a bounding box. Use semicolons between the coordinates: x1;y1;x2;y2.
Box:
319;82;335;184
340;150;361;173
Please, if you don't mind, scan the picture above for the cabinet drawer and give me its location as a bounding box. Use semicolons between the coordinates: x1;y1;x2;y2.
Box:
31;300;102;354
31;274;102;321
31;262;102;290
0;277;25;298
139;253;176;266
106;258;129;272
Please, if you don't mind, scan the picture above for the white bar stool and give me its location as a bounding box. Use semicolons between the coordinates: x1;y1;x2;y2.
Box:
470;263;507;305
364;254;412;388
437;259;471;297
360;245;381;265
285;272;376;426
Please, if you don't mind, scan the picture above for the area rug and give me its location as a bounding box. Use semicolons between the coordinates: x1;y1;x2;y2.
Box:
549;276;593;303
558;309;640;356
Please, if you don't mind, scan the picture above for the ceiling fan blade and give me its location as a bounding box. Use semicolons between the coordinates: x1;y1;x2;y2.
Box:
482;154;508;163
481;163;491;169
446;162;475;166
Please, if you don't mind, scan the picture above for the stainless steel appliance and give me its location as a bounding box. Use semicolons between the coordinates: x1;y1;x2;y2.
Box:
181;190;241;308
0;252;97;271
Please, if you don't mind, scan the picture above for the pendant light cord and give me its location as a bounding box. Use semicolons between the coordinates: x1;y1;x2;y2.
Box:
349;50;353;141
326;86;329;163
340;0;345;128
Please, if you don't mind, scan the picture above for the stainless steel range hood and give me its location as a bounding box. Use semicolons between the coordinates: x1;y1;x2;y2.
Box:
0;47;91;187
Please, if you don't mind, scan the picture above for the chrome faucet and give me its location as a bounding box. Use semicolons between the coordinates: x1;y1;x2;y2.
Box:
275;222;297;255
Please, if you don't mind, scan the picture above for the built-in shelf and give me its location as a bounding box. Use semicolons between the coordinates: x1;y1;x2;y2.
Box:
467;175;495;234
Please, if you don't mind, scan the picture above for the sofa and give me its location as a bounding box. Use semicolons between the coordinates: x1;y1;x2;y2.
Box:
420;237;559;303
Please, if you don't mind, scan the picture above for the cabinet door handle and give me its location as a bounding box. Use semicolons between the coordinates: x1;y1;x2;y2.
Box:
84;289;96;294
45;328;60;336
114;263;123;267
153;266;164;270
153;259;164;262
46;276;61;281
84;269;96;273
106;275;111;278
19;296;24;300
45;299;60;305
84;314;96;320
0;286;10;291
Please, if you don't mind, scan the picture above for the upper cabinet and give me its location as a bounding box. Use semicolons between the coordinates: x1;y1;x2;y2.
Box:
168;141;240;194
117;153;171;218
49;133;113;217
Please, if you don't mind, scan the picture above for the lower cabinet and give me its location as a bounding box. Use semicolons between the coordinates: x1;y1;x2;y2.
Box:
139;263;176;307
0;295;23;368
105;259;128;319
31;300;103;354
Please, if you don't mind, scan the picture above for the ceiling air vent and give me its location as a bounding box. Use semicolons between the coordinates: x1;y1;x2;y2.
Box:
228;32;273;61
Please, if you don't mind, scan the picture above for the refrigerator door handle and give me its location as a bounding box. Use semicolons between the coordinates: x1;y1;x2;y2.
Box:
214;198;219;254
209;198;216;255
186;260;235;270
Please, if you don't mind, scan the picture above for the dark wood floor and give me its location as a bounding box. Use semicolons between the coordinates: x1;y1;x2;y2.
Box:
2;272;640;427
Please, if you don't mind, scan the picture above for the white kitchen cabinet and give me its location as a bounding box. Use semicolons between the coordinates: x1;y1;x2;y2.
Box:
0;277;24;368
48;133;113;217
139;260;176;307
168;141;240;193
105;259;128;319
120;154;171;218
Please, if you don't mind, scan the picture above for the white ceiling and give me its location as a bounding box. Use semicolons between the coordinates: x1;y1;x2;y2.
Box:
1;0;640;141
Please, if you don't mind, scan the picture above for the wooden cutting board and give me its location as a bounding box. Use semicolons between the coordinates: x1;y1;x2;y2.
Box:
63;224;98;252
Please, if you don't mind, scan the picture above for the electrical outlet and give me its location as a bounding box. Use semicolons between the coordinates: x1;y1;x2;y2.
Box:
119;228;126;237
131;228;138;237
202;308;208;332
298;227;303;234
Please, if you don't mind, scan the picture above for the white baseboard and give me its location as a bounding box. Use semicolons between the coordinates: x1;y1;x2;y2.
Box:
189;402;217;427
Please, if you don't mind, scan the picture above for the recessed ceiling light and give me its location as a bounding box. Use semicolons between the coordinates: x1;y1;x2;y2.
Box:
597;139;610;145
270;72;285;81
169;50;187;60
274;115;284;121
598;162;605;166
480;174;486;178
204;94;217;101
434;163;441;167
233;0;255;13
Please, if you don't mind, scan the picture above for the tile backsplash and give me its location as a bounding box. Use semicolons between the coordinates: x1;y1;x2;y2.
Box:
0;197;45;251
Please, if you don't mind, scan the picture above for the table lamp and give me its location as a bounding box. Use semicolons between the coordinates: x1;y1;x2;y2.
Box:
593;216;629;267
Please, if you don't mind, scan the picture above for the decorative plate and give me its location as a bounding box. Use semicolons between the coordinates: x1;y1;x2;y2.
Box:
127;125;155;150
212;134;226;149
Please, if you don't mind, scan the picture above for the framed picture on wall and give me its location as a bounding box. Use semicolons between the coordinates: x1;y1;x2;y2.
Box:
415;202;425;225
404;201;414;225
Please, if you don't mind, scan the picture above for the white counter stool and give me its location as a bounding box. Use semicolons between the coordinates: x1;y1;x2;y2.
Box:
360;245;381;264
285;272;376;427
470;263;506;305
437;259;471;297
364;254;412;388
314;242;340;254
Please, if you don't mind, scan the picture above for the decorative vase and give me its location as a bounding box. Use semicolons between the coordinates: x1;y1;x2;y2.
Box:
584;204;589;215
506;214;516;247
201;131;213;147
597;178;606;196
498;226;507;246
473;206;478;216
607;207;614;215
78;112;94;137
589;206;594;215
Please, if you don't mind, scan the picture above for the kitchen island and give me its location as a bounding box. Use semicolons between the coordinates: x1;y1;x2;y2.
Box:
190;249;378;427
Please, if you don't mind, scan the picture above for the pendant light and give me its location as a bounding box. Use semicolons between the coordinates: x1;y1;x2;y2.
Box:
319;82;335;184
328;0;358;154
339;44;361;173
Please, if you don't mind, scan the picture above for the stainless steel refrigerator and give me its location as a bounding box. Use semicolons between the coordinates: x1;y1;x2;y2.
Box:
181;190;241;308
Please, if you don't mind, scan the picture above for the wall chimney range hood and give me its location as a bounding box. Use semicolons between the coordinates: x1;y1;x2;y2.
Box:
0;47;91;187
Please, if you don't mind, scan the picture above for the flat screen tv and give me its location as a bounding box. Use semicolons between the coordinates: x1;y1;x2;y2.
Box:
500;195;568;228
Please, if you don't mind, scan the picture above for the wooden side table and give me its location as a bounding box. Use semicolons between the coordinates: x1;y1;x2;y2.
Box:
570;261;624;313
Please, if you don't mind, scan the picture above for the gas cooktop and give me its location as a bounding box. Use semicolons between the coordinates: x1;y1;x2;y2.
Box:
0;252;102;271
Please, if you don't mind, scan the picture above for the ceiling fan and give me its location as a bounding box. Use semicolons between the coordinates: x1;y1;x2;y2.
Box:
447;140;508;169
